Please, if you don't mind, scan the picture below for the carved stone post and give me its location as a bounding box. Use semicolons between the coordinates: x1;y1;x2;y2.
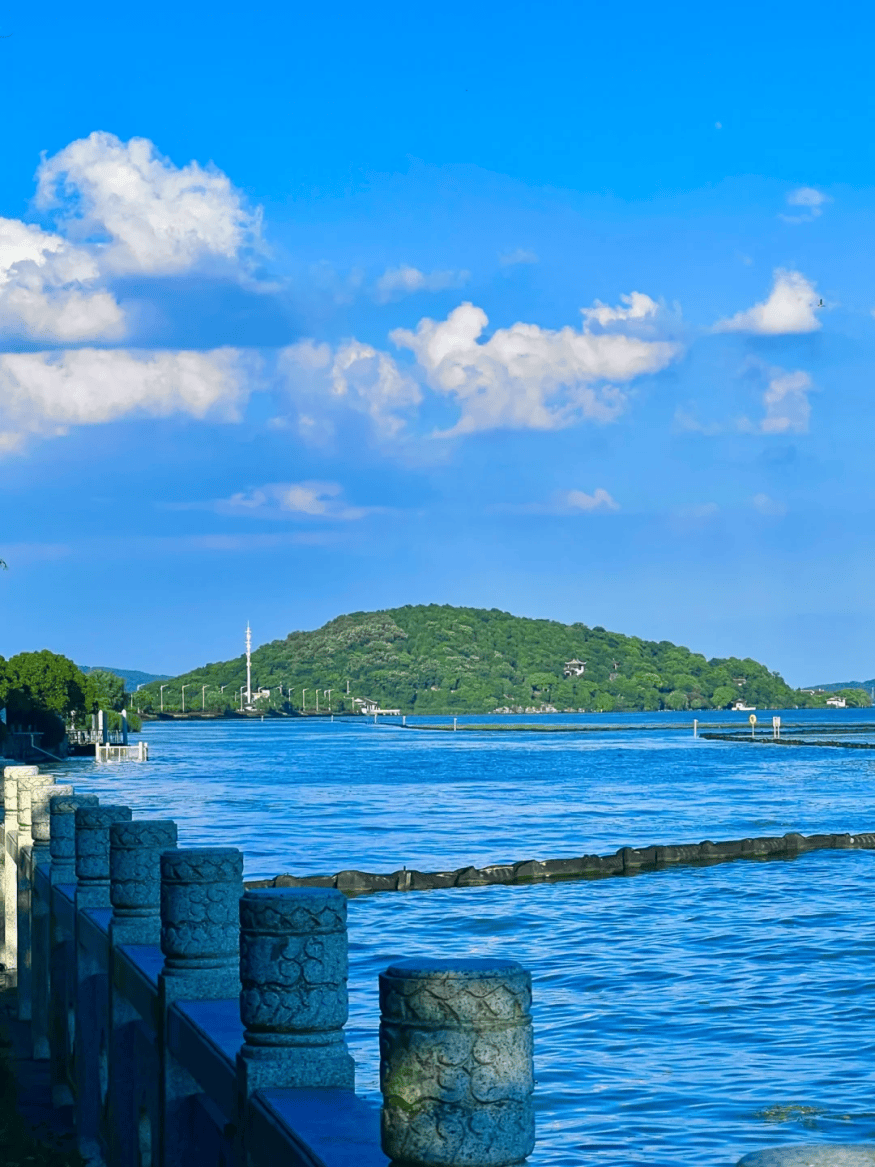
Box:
380;958;535;1167
30;783;73;1059
48;792;98;1107
17;774;56;1022
110;820;178;946
74;805;131;1161
2;765;36;980
107;821;177;1167
159;848;243;1167
75;805;132;909
159;847;243;1001
50;793;99;885
237;887;354;1094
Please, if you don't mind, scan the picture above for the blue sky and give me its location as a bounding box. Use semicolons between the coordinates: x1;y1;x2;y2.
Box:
1;0;873;684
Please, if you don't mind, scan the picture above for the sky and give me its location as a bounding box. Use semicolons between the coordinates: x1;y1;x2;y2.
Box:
1;0;873;685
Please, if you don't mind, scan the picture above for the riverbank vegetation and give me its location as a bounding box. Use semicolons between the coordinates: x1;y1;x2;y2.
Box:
0;653;141;750
134;605;870;715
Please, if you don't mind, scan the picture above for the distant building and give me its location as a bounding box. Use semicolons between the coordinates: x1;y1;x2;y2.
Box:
826;695;847;708
353;696;401;715
564;659;586;677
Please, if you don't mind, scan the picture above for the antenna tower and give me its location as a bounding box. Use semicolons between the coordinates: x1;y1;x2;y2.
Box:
246;622;252;704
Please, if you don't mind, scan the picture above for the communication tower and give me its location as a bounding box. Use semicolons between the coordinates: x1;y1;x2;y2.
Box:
246;622;252;704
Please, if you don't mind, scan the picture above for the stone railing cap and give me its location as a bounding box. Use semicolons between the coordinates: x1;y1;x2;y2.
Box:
76;804;132;826
51;793;99;811
384;957;525;978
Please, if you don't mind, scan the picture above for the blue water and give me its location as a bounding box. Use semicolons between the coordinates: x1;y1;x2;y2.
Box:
43;712;875;1165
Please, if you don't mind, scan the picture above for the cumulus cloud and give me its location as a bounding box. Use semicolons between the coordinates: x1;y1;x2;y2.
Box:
35;131;262;276
278;338;421;440
0;217;125;341
391;297;678;435
781;187;830;223
0;132;263;345
563;488;620;512
216;480;370;520
580;291;660;329
374;265;469;303
715;269;821;335
0;347;249;452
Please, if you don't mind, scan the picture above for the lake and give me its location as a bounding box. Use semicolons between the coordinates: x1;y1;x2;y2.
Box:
43;710;875;1165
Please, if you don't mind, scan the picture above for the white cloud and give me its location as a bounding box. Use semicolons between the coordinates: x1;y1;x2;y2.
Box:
781;187;830;223
580;291;659;329
278;339;421;440
35;131;262;276
217;480;370;521
563;488;620;513
0;347;249;452
0;132;262;343
715;269;821;335
499;249;539;267
0;217;125;341
391;297;679;435
759;369;813;434
374;265;469;303
751;492;787;516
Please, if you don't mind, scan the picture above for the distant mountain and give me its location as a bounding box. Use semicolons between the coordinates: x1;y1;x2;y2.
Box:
133;603;850;714
805;678;875;693
79;666;172;690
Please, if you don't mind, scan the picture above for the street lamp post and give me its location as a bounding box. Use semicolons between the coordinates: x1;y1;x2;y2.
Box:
315;690;319;714
325;689;333;712
181;684;191;713
160;684;168;712
302;689;307;712
202;684;207;711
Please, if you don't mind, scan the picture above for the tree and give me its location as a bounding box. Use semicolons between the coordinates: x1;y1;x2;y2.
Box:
86;669;127;712
2;650;91;746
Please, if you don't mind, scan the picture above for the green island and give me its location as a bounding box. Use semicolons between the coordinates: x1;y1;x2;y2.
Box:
132;604;870;716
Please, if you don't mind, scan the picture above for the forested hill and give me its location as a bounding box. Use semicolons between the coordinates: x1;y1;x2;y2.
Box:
135;604;858;714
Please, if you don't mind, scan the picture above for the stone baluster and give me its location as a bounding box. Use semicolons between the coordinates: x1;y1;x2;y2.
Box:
159;848;243;1167
74;804;131;1161
159;847;243;1000
237;887;354;1095
379;958;535;1167
30;783;73;1059
17;774;56;1022
106;821;177;1167
18;771;55;846
50;793;99;885
110;820;178;946
2;765;35;978
48;793;98;1108
75;805;132;909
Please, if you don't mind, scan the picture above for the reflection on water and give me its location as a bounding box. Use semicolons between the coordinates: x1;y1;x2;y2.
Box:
41;714;875;1165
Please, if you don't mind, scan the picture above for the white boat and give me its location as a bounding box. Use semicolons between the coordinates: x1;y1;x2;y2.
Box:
732;702;757;712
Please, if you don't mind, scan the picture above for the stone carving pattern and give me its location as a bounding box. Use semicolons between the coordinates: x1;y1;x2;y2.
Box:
75;806;132;882
50;795;99;864
110;821;177;914
2;765;36;816
239;890;348;1040
32;784;73;845
18;776;56;832
160;849;242;966
380;962;534;1167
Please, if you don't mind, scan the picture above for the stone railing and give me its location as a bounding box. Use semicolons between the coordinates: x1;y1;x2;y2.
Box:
0;764;536;1167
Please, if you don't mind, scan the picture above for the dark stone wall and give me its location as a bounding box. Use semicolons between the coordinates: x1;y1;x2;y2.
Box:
243;832;875;896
